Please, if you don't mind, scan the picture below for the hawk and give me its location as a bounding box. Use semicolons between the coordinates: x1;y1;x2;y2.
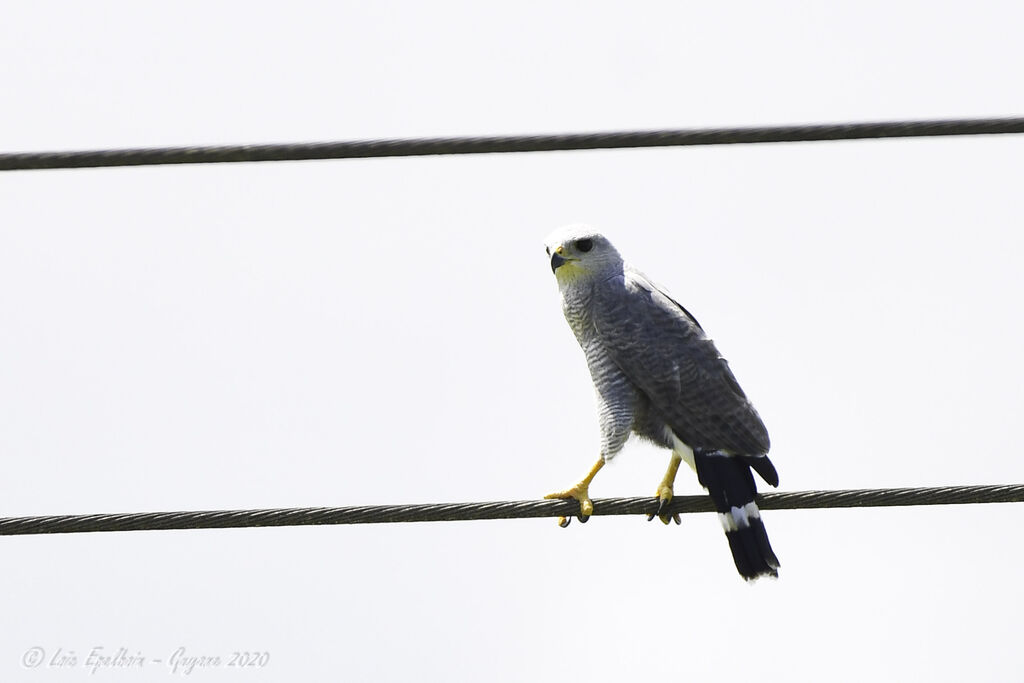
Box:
543;224;780;580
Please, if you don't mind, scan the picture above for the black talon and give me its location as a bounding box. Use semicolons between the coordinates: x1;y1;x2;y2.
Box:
577;514;589;524
558;516;571;528
646;512;656;522
672;513;681;525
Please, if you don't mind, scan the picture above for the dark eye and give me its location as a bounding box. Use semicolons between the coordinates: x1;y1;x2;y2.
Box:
575;238;594;253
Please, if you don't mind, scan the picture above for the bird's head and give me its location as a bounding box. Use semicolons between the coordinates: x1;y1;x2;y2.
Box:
543;224;623;287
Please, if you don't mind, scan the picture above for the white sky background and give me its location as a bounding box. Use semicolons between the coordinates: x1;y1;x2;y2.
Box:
1;2;1023;680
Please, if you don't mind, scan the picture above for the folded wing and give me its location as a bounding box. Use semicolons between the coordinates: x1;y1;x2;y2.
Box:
591;270;770;456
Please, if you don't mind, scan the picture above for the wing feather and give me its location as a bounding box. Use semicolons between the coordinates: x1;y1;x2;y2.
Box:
591;270;770;455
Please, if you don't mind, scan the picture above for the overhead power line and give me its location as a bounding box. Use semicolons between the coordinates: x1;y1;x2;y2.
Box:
1;485;1021;536
2;117;1023;172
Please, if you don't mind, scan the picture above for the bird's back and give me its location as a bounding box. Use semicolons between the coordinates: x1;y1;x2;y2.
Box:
590;268;770;456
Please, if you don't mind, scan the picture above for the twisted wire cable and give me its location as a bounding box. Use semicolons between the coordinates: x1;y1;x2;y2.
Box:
2;117;1023;171
0;485;1021;536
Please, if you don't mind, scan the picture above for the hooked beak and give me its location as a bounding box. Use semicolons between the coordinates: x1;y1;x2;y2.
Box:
550;252;567;273
550;244;570;273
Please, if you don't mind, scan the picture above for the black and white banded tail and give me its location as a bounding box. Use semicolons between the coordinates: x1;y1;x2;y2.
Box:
693;449;780;580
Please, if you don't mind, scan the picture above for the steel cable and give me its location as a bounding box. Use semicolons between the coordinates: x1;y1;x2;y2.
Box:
2;117;1024;171
0;485;1021;536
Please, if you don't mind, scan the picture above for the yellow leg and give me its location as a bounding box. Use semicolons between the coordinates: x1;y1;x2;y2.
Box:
652;453;683;525
545;457;605;527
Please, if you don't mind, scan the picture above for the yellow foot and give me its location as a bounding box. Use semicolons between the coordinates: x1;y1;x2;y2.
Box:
545;483;594;528
649;483;681;526
649;452;683;525
545;458;604;527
